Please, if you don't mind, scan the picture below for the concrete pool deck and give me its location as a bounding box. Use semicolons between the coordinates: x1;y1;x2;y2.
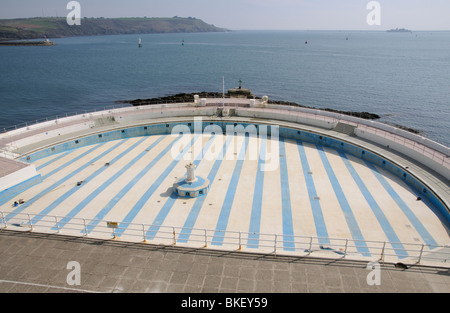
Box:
0;230;449;293
0;101;449;293
2;131;448;253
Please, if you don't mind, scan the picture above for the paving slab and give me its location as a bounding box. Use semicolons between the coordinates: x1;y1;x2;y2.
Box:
1;230;449;294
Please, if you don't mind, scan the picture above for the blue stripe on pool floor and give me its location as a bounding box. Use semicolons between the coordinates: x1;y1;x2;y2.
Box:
34;139;131;225
317;146;370;257
296;141;330;245
40;144;105;180
364;160;438;247
115;134;201;237
36;151;72;171
146;135;217;240
279;139;295;251
247;136;266;249
5;143;106;222
338;151;407;258
177;135;233;244
211;135;249;246
84;135;177;234
50;137;149;229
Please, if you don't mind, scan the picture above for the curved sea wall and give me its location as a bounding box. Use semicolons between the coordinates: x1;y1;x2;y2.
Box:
5;100;448;179
0;100;449;221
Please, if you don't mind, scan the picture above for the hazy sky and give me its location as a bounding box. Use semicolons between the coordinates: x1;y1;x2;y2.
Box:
1;0;450;30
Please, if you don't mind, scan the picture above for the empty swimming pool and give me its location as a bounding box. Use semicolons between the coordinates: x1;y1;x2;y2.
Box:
1;121;448;263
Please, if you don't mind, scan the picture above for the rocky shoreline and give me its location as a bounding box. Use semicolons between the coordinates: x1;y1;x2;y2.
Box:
116;92;382;121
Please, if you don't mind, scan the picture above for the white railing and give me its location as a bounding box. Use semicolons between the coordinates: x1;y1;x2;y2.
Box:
239;105;450;169
356;124;450;168
1;101;448;170
1;211;449;267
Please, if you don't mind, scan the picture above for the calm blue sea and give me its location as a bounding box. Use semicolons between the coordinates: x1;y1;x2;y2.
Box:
1;30;449;147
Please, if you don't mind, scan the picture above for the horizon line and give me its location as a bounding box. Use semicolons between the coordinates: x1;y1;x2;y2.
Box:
0;16;449;32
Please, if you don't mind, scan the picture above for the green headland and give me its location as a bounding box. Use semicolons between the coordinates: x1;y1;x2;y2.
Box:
0;17;228;41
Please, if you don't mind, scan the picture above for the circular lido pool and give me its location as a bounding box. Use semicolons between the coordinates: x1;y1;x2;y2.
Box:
2;121;449;264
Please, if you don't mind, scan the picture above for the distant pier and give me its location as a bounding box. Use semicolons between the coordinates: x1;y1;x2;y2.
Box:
0;41;55;46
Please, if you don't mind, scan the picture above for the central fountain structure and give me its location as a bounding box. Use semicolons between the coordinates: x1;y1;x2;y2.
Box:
173;163;210;198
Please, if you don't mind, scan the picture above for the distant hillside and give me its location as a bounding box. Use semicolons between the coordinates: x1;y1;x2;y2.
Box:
0;17;228;41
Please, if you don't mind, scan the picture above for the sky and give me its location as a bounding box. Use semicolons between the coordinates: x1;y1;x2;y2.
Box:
1;0;450;31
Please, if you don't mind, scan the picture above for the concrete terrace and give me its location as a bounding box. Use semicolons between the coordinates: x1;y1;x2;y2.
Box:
1;230;449;293
0;99;449;293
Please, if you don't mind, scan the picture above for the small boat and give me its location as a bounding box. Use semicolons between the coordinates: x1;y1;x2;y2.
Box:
387;28;412;33
138;38;142;48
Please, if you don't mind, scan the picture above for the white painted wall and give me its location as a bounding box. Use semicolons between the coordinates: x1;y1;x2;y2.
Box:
0;164;39;194
3;101;449;181
355;129;450;180
7;122;94;150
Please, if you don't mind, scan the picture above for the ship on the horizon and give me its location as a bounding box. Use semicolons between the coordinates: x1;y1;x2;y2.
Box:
387;28;412;33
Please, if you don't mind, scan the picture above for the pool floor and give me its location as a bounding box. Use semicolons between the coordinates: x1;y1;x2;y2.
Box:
2;134;449;259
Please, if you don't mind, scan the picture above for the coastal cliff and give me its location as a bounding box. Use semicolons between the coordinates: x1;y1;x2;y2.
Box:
0;17;228;41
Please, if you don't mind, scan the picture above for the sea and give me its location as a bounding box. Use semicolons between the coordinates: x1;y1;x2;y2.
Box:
0;30;449;147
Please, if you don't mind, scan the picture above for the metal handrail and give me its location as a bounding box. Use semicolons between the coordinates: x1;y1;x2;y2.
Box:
1;211;449;267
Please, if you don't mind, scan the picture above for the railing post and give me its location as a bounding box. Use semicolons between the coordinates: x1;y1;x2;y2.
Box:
83;219;88;236
27;213;33;231
344;239;349;258
380;242;386;264
204;229;207;248
417;244;425;264
274;234;277;256
238;231;242;251
142;224;147;243
173;227;177;246
1;212;6;229
55;216;60;233
308;237;313;255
